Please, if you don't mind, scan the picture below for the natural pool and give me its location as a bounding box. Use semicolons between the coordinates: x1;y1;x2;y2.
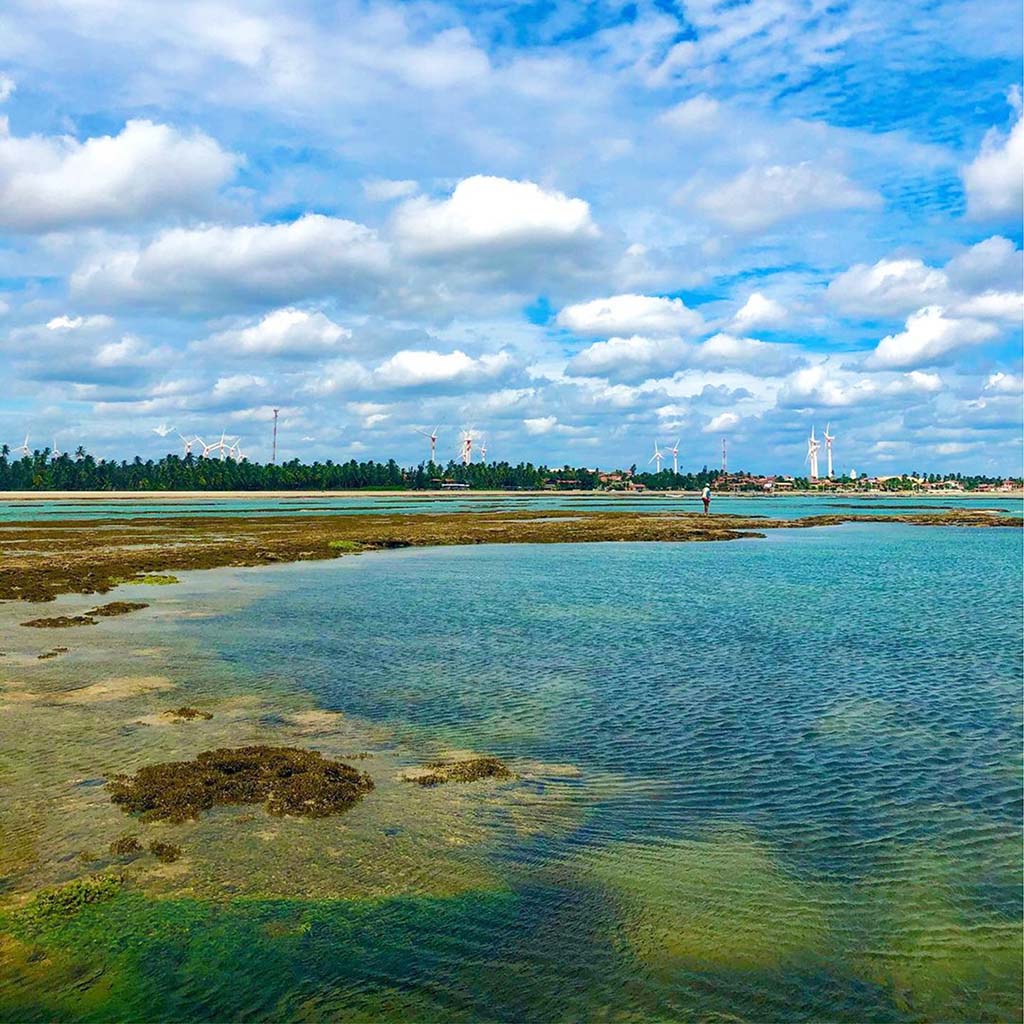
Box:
1;522;1021;1021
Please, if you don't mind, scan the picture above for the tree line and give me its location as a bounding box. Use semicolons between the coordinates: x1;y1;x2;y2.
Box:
0;448;1015;492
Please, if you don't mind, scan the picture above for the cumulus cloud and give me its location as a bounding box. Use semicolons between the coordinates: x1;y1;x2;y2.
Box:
827;258;949;317
208;308;351;357
524;415;558;435
731;292;787;331
778;363;942;409
393;175;599;256
568;335;682;380
0;119;238;231
372;348;514;388
945;235;1023;293
704;411;740;433
962;108;1024;220
866;306;998;369
950;291;1023;322
556;294;702;336
71;214;389;310
696;163;880;232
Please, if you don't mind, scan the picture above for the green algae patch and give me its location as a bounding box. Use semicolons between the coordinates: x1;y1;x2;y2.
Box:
404;757;512;787
121;574;180;586
108;746;374;823
162;706;213;722
582;832;832;972
19;875;123;928
327;539;362;552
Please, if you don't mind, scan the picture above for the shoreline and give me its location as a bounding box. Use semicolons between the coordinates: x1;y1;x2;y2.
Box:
0;489;1020;502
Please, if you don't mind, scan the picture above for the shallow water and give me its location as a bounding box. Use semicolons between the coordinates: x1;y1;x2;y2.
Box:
0;522;1021;1021
0;491;1020;522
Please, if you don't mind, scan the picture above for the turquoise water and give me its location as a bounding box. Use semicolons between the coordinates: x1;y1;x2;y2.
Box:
1;521;1021;1021
0;492;1020;522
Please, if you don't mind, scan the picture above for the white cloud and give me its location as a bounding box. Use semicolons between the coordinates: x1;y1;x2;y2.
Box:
950;291;1023;323
984;371;1023;394
212;373;267;397
0;74;14;103
524;415;557;435
45;314;115;331
363;178;418;201
704;411;739;433
210;308;351;357
659;94;720;131
557;294;702;336
697;333;802;375
731;292;787;331
372;348;514;388
962;111;1024;220
945;236;1022;293
0;119;238;231
696;162;879;232
568;335;682;379
867;306;998;369
827;258;949;317
72;214;389;310
393;175;598;256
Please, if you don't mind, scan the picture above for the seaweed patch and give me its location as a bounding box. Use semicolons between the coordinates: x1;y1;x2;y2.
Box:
108;746;374;822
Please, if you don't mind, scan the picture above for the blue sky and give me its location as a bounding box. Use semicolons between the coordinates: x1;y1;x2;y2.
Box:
0;0;1021;474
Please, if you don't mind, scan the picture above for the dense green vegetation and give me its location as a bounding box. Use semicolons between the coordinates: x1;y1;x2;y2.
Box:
0;448;1016;492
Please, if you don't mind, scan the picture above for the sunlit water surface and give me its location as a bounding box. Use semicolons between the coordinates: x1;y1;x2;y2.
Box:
0;522;1021;1022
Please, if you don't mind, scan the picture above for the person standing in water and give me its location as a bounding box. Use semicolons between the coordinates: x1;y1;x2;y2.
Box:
701;483;711;514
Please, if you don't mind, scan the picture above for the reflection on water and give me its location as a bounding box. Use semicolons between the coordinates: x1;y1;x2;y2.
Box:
0;523;1021;1021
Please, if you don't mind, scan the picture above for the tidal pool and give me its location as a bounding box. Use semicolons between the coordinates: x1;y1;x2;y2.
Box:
0;522;1020;1021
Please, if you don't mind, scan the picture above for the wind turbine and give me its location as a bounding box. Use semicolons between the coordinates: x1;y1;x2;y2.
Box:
51;437;62;460
152;423;174;438
416;426;440;463
665;438;680;474
479;439;488;463
228;439;246;462
458;428;474;466
649;439;664;473
823;423;835;478
12;433;30;458
178;432;198;457
806;427;820;481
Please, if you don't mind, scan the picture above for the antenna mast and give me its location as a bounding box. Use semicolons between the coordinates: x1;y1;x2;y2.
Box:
721;437;728;475
271;408;279;465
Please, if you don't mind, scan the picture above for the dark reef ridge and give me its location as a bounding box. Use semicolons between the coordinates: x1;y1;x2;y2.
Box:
407;757;513;786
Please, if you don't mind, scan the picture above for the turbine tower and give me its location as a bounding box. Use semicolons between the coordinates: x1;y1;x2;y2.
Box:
178;432;198;457
416;426;439;463
51;437;62;460
722;437;728;475
666;438;680;475
479;440;488;463
13;433;30;458
271;408;279;465
806;427;820;481
649;440;664;473
823;423;835;478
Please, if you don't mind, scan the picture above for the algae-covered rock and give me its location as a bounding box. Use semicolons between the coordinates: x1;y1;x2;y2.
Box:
86;601;149;618
20;875;122;925
148;841;181;863
405;757;512;787
108;746;374;822
162;706;213;722
109;835;143;857
37;647;69;660
21;615;96;629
